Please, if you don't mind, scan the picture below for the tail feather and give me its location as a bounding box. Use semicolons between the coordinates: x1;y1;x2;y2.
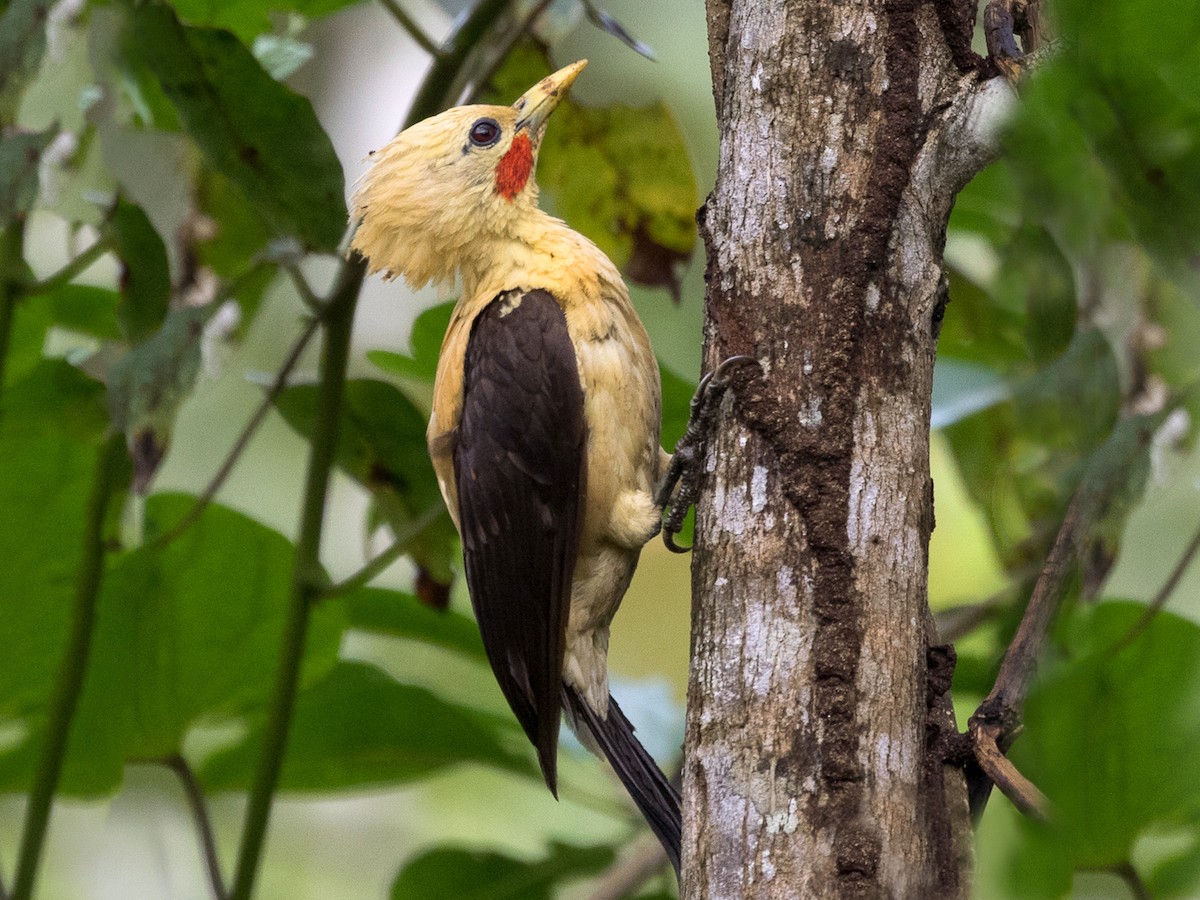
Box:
562;685;682;875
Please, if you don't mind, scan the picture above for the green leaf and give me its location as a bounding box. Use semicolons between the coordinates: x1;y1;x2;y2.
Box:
659;363;694;450
43;283;124;340
1147;842;1200;899
1072;413;1160;595
274;377;457;581
1013;329;1120;459
0;494;345;794
939;268;1029;369
275;377;437;507
107;305;208;490
367;301;455;385
485;43;697;297
5;293;51;384
0;0;52;120
128;4;345;252
194;169;272;278
201;661;534;791
172;0;361;43
994;226;1076;365
390;841;615;900
107;199;171;342
1003;0;1200;282
1;358;109;440
0;362;124;794
0;362;109;719
341;587;485;661
102;495;345;755
1011;603;1200;870
0;126;54;224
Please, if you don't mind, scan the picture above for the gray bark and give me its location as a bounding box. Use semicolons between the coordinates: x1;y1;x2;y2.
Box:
684;2;1012;897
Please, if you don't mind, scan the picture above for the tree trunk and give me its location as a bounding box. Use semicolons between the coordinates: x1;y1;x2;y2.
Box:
684;2;1011;896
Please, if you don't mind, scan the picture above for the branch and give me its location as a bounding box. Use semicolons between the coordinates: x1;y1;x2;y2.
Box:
376;0;444;58
962;491;1082;821
25;237;112;296
151;316;320;549
1108;517;1200;654
0;220;27;407
164;754;228;900
586;834;669;900
459;0;554;103
985;491;1084;714
11;432;125;900
321;503;445;600
227;261;363;900
983;0;1044;81
934;588;1012;643
404;0;511;124
283;264;324;317
969;720;1049;822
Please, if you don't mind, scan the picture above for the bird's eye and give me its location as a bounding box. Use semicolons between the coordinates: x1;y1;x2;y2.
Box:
468;118;502;148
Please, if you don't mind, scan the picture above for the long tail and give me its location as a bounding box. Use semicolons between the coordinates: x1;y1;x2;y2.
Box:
562;684;682;875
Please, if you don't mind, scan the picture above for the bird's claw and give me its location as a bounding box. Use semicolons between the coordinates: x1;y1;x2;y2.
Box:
656;355;759;552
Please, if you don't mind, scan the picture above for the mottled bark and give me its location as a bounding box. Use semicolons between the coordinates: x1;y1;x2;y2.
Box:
685;2;1012;897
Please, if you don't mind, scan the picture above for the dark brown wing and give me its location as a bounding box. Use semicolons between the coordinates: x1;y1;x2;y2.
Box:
454;288;586;792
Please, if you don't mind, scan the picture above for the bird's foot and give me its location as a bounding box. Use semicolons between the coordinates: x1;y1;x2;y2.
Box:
655;355;759;552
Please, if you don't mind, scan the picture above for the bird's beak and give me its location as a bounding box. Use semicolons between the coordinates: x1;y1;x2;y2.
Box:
513;60;587;134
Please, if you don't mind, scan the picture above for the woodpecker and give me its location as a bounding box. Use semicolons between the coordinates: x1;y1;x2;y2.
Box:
351;60;687;871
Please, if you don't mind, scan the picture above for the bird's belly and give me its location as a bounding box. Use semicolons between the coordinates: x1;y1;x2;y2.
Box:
570;325;662;629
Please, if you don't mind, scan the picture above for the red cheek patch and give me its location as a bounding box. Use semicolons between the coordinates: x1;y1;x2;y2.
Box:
495;133;533;200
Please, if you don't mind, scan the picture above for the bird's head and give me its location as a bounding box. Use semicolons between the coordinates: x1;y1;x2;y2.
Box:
350;60;586;290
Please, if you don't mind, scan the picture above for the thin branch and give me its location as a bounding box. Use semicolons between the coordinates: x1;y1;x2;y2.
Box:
1112;861;1152;900
11;432;125;900
586;834;669;900
164;754;227;900
404;0;511;125
228;262;363;900
321;504;445;600
580;1;656;61
459;0;554;105
934;588;1011;643
377;0;444;58
984;491;1084;715
283;264;324;317
969;720;1049;822
983;0;1043;81
0;220;27;406
151;316;320;549
1109;518;1200;653
25;237;112;296
962;489;1084;822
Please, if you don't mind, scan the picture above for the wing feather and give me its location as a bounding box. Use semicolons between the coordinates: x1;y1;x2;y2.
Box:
454;288;586;791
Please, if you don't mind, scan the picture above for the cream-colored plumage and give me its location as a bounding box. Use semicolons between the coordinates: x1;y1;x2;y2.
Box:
426;212;663;713
352;63;663;715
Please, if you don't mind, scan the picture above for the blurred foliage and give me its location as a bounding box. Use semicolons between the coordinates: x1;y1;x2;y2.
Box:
0;0;1199;897
1005;603;1200;897
933;1;1200;896
390;841;615;899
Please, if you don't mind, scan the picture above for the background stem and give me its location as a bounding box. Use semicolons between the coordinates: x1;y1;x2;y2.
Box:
10;431;125;900
227;267;361;900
